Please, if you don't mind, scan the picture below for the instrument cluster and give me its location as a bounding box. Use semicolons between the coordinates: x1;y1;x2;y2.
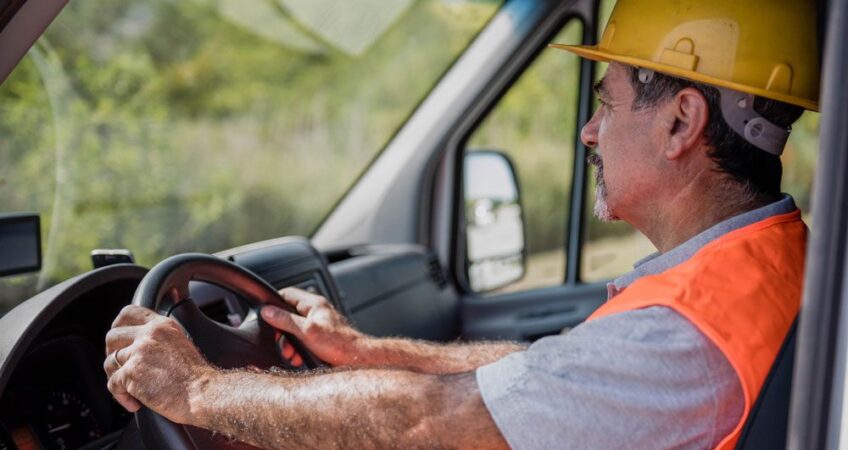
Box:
0;336;130;449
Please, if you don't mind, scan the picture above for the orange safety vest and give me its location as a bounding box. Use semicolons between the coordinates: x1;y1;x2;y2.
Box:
587;210;807;450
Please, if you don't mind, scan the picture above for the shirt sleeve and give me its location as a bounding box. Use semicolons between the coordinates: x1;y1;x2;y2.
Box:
476;306;743;450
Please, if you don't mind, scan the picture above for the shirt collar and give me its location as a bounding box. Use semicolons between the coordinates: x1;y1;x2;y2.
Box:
609;194;798;293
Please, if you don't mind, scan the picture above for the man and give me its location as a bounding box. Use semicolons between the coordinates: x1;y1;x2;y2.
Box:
104;0;820;448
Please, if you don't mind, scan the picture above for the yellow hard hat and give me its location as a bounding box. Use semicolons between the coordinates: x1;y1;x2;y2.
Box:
551;0;820;111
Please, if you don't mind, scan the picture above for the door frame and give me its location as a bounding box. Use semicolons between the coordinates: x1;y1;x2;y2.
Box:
787;0;848;447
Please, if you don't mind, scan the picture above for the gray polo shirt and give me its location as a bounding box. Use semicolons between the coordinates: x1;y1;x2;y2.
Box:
476;195;798;450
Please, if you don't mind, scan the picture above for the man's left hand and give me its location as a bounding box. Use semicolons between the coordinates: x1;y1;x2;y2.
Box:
104;305;216;426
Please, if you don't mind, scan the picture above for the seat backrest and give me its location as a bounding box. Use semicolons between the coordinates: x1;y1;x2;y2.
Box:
735;319;798;449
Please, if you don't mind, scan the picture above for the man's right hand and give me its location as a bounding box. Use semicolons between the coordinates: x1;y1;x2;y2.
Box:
261;287;369;368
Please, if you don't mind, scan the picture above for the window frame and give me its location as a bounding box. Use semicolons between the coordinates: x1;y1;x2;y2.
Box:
446;1;601;297
788;0;848;446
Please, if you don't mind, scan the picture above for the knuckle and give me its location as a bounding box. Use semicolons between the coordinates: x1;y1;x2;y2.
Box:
147;320;177;340
268;314;287;329
107;373;121;393
303;322;322;338
135;337;154;354
105;327;122;344
112;305;134;326
122;358;137;373
165;321;181;335
148;324;166;339
265;307;282;322
105;327;117;341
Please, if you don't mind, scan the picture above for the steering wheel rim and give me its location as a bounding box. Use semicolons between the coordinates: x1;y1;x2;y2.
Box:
130;253;323;450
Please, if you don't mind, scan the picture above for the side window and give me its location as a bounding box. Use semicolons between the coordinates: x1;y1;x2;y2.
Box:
782;113;819;221
463;20;583;293
580;0;820;283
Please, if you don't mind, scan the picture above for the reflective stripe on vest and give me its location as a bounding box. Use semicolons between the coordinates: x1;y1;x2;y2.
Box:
587;210;807;450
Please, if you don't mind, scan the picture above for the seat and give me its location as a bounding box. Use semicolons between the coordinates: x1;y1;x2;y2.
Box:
735;319;798;449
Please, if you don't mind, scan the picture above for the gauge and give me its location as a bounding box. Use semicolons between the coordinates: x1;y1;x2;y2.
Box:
43;390;102;450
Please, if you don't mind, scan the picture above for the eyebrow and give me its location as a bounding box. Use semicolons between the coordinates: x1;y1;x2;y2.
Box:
593;77;609;98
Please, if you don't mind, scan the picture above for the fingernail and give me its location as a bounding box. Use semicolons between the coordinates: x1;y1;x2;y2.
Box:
261;306;277;319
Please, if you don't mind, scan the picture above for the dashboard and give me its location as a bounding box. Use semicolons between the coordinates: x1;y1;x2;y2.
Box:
0;338;129;450
0;277;140;450
0;237;343;450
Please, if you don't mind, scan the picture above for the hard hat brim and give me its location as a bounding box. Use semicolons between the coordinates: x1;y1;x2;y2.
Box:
550;43;819;112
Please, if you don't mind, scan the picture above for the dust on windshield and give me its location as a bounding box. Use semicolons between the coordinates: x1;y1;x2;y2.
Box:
0;0;503;312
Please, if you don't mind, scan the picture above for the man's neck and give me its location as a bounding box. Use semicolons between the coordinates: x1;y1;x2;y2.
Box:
638;181;776;254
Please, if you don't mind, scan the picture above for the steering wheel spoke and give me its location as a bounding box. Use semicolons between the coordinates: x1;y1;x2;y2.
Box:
169;299;286;370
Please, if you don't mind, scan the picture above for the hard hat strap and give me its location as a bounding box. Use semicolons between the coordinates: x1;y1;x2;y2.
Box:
717;87;790;156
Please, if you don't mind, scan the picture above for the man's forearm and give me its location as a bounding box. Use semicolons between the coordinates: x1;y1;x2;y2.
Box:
350;338;525;374
259;289;525;374
189;368;508;450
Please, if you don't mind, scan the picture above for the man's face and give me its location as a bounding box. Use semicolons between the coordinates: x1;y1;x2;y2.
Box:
581;63;663;223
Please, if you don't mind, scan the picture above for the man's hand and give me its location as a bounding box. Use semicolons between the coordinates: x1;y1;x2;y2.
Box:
263;287;525;374
104;305;216;426
101;298;514;450
261;287;368;367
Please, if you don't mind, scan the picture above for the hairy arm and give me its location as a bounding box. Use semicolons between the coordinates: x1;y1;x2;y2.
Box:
106;306;511;450
191;368;509;450
353;338;525;374
263;288;525;374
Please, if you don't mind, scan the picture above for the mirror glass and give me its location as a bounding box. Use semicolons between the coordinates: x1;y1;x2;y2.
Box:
464;151;526;292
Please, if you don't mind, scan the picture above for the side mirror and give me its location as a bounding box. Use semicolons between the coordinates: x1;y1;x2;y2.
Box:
463;151;526;292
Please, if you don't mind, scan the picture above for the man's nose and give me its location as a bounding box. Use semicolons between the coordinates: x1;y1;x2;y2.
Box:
581;111;600;148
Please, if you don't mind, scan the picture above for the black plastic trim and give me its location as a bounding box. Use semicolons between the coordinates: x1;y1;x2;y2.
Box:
0;0;25;32
0;264;148;395
564;5;599;285
787;0;848;447
0;212;41;277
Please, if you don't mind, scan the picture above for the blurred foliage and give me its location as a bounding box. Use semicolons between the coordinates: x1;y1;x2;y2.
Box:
0;0;501;311
0;0;823;308
468;21;583;291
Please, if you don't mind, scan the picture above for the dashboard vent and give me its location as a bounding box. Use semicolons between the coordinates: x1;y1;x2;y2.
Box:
200;300;231;324
427;254;448;290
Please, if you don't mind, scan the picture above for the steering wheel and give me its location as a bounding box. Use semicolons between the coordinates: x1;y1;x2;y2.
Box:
129;253;323;449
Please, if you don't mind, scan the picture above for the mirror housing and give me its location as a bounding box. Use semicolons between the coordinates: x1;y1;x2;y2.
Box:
0;213;41;277
463;151;526;292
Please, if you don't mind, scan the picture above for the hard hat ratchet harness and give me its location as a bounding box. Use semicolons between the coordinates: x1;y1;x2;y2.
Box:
716;86;791;156
636;67;792;156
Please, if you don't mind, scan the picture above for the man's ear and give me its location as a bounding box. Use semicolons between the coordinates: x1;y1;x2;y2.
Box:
663;87;709;160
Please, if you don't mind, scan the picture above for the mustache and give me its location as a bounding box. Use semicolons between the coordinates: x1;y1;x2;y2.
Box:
586;152;605;187
587;152;603;169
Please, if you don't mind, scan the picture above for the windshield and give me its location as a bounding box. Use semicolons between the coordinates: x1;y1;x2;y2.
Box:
0;0;503;312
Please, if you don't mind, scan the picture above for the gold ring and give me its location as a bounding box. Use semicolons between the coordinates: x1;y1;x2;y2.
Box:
111;350;123;369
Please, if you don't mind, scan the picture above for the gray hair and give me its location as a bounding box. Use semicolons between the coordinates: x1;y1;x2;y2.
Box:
625;66;804;202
